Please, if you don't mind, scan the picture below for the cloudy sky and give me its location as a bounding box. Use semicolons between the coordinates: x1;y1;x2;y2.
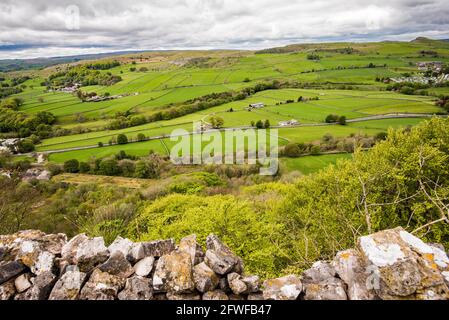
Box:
0;0;448;59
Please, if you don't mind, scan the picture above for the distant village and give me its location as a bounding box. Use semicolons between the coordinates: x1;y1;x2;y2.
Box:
389;61;449;85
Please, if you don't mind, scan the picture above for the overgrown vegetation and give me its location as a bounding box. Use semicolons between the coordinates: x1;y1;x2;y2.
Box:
2;118;449;278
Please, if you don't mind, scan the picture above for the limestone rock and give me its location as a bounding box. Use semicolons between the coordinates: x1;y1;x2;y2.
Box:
205;235;243;275
49;269;87;300
0;261;26;285
14;273;32;293
143;239;176;257
0;279;15;300
242;275;260;293
99;252;134;278
0;230;66;258
0;248;6;261
193;262;219;293
79;269;126;300
22;271;57;300
108;236;134;258
179;235;204;265
75;237;109;272
134;256;155;277
153;250;194;293
358;227;449;300
302;261;336;284
333;249;377;300
118;276;153;300
263;275;302;300
304;277;348;300
227;272;247;295
40;233;67;255
61;234;89;264
128;243;146;262
202;289;229;300
12;238;57;275
219;277;231;293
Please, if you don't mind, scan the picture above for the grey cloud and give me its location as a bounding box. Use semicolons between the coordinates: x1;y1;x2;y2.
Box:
0;0;448;59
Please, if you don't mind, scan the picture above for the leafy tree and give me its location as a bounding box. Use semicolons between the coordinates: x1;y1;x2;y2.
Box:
134;160;151;179
325;114;339;123
283;143;302;157
264;119;271;129
310;145;321;155
210;116;224;129
119;160;136;177
255;120;264;129
63;159;80;173
117;134;128;145
79;162;91;173
17;139;35;153
137;133;146;141
99;159;120;176
338;116;347;125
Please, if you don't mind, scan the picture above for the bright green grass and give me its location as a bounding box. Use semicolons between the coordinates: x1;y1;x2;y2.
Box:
48;139;168;163
280;153;353;175
37;123;192;151
278;118;426;143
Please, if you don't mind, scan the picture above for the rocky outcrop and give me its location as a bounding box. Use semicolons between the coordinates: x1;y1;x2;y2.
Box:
1;227;448;300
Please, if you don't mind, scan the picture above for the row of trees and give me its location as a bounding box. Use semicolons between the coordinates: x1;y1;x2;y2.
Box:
0;97;56;140
250;119;270;129
325;114;347;125
44;65;122;88
62;153;163;179
85;61;120;70
281;132;386;158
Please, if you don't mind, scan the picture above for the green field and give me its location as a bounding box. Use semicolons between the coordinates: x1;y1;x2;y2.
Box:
280;153;353;175
4;39;449;173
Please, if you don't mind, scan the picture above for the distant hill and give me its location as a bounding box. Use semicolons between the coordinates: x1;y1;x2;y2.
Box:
255;38;449;55
0;50;149;72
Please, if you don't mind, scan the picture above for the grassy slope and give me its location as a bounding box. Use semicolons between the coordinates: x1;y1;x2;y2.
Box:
6;39;449;171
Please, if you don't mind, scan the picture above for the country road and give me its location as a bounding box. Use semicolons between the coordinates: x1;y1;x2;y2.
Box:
33;113;447;155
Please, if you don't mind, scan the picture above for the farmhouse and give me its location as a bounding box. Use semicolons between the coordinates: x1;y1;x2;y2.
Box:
250;102;265;108
57;83;81;93
248;102;265;110
279;119;299;127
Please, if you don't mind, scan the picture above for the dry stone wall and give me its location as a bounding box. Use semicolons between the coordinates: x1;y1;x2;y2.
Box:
1;227;449;300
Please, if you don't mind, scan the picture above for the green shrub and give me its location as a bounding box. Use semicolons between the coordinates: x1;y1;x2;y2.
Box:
117;134;128;145
63;159;79;173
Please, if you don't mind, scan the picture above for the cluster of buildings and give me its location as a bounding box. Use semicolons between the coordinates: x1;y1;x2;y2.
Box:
51;83;82;93
390;73;449;85
246;102;265;110
278;119;299;127
84;92;139;103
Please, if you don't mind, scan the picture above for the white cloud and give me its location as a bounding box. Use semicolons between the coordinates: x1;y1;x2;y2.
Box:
0;0;448;59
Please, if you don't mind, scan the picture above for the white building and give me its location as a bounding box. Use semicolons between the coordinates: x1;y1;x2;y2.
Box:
279;119;299;127
248;102;265;109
